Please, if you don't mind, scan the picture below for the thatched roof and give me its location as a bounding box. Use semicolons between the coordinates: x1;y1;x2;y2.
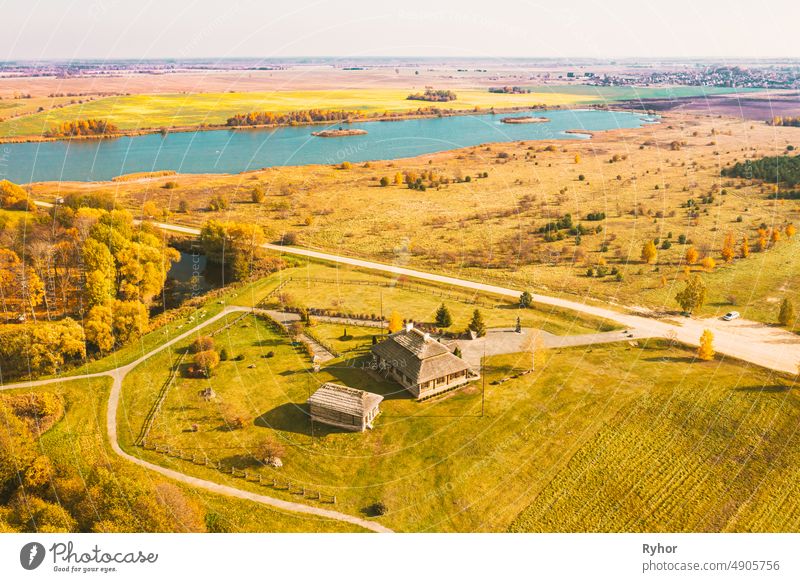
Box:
372;326;471;385
308;383;383;417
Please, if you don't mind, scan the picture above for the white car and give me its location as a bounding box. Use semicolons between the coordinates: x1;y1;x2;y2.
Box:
722;311;740;321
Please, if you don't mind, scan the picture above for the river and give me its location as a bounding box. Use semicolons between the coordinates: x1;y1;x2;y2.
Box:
5;109;657;183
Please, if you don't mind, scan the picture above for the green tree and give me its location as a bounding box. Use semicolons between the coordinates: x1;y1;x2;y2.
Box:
675;275;707;314
435;303;453;327
467;309;486;337
779;298;796;327
519;291;533;308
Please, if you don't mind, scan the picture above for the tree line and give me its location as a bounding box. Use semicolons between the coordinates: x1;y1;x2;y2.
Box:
721;155;800;188
43;119;119;138
226;109;359;127
767;116;800;127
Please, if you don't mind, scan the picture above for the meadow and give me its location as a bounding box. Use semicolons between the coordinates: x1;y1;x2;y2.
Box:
30;110;800;325
2;377;361;532
118;306;800;532
0;88;596;138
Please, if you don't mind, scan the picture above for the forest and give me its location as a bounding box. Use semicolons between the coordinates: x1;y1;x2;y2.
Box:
0;183;179;378
722;154;800;187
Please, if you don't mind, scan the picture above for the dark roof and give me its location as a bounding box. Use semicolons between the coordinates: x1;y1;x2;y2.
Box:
372;327;471;384
308;383;383;417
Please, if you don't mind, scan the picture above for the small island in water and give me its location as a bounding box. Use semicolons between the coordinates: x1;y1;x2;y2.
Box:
311;128;368;137
500;116;549;124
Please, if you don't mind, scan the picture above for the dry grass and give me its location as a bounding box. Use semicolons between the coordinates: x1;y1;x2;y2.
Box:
29;112;800;323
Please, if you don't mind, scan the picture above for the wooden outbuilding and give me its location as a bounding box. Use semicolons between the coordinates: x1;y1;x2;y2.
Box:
308;382;383;431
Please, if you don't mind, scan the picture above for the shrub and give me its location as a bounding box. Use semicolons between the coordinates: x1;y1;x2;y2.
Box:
163;181;179;189
191;336;215;354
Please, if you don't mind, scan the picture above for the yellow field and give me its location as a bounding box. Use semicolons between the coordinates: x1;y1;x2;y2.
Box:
0;89;594;138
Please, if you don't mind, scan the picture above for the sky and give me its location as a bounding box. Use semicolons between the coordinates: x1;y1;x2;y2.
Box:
1;0;798;61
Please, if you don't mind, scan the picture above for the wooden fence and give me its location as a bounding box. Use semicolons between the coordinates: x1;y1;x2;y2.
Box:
142;441;337;504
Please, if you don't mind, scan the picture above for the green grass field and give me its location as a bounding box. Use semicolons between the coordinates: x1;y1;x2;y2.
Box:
248;261;620;335
3;377;362;532
119;297;800;532
0;88;596;138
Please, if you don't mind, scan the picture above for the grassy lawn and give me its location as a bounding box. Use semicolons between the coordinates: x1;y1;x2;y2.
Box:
3;376;361;532
0;88;595;138
254;261;620;335
120;303;800;532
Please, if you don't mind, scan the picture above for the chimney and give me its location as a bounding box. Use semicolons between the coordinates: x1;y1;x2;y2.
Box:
405;322;414;332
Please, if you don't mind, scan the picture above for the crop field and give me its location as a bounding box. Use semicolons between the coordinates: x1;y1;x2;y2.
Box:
2;377;359;532
34;111;800;325
0;88;595;138
510;354;800;533
118;304;799;532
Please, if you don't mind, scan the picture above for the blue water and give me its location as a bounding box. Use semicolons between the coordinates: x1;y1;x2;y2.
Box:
4;109;657;183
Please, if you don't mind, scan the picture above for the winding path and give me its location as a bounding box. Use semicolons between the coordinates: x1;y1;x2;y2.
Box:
0;306;393;534
9;212;800;532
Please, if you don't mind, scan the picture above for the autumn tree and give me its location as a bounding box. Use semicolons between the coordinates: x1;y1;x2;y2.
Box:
721;232;735;263
740;236;750;258
251;185;266;203
0;319;85;379
685;246;698;265
84;303;114;352
0;180;34;210
193;350;220;378
387;311;403;333
786;224;796;238
82;238;116;307
675;274;707;315
191;335;215;354
435;303;453;328
200;220;267;282
111;300;148;345
641;240;657;264
701;256;716;272
779;298;796;327
697;329;715;361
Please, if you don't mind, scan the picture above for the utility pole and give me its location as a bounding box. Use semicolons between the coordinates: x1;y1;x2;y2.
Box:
481;339;486;417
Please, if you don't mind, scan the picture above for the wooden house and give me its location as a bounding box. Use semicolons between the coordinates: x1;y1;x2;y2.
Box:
371;323;474;400
308;382;383;431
